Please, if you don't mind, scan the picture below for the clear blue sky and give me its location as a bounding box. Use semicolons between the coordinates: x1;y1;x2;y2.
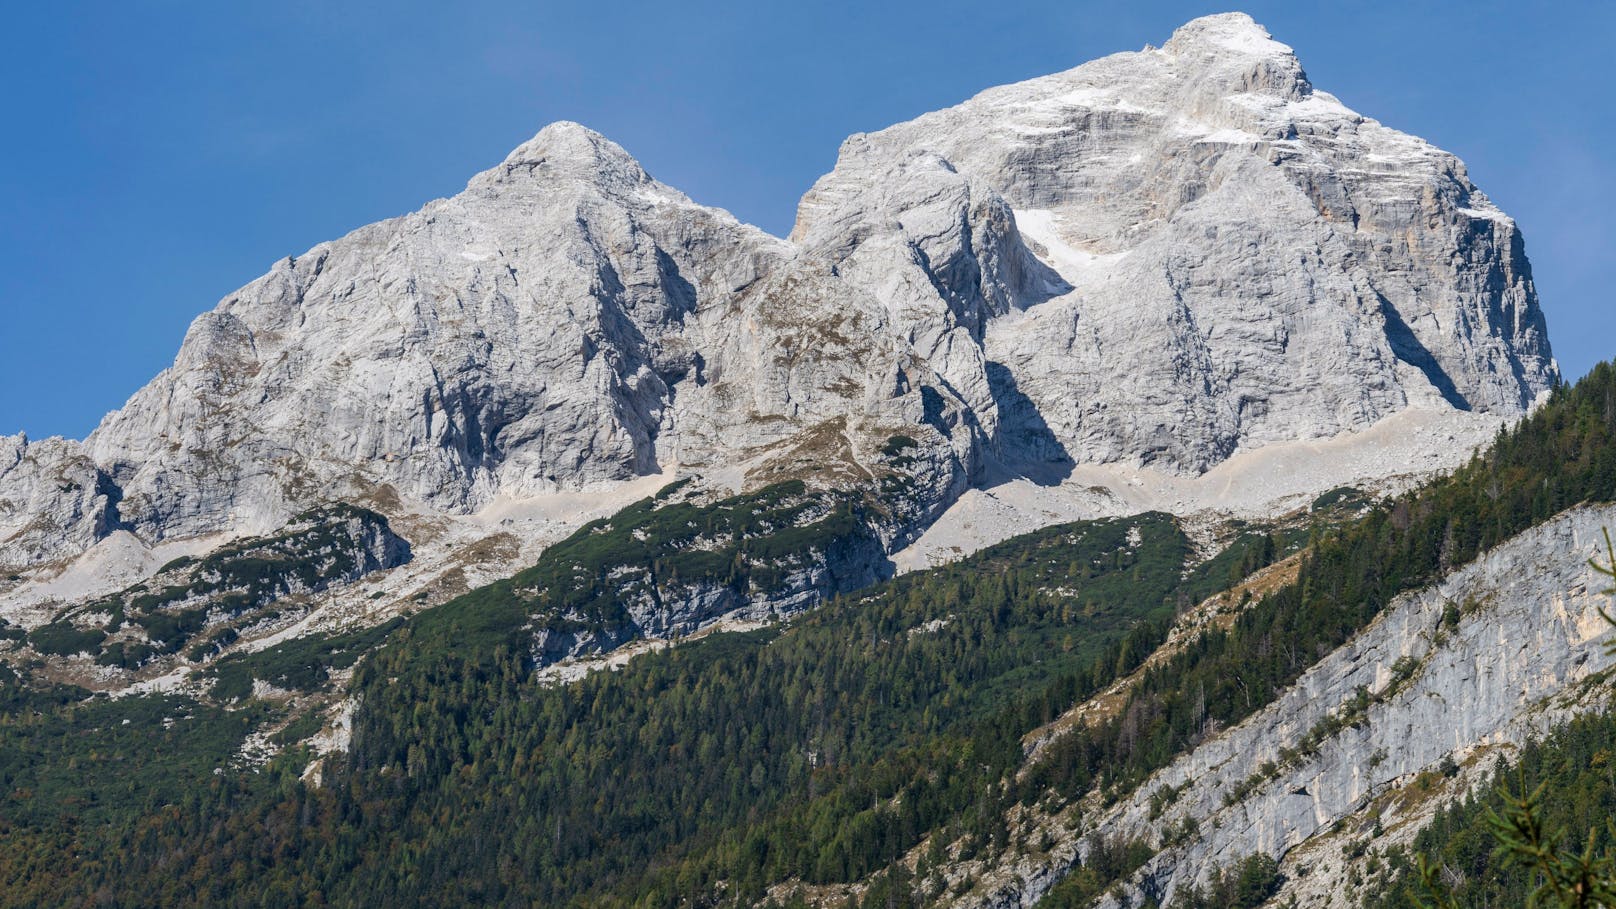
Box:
3;1;1612;439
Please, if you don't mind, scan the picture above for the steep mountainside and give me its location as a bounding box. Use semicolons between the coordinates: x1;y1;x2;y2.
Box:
0;354;1609;909
796;14;1554;474
959;503;1616;908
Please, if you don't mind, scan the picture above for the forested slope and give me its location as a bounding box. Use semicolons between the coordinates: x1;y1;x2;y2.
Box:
2;363;1616;907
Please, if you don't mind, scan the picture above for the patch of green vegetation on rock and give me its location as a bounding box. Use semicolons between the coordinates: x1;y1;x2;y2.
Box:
206;617;406;701
394;479;884;671
26;620;106;656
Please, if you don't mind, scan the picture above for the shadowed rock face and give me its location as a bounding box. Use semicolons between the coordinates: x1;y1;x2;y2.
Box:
0;13;1556;571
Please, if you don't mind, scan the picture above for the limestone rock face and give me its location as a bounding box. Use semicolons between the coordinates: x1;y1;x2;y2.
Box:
53;122;985;563
0;13;1558;573
0;434;122;570
957;502;1616;909
82;123;793;542
797;12;1556;473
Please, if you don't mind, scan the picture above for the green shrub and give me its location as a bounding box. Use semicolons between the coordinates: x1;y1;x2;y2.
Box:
27;621;105;656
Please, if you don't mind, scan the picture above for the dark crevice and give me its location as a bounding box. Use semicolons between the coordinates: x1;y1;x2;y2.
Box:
1377;293;1471;411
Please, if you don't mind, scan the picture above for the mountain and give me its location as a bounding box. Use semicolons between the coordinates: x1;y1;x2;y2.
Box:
796;12;1553;466
0;12;1602;909
0;14;1553;590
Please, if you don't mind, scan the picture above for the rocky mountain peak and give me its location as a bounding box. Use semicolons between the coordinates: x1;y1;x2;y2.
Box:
0;14;1559;579
472;120;660;197
1161;12;1293;60
793;12;1554;483
1160;12;1313;106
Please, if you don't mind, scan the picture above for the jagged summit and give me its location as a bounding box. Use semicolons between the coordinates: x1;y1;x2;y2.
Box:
504;119;615;156
477;120;662;195
1162;11;1295;58
1159;11;1313;104
0;14;1557;579
797;11;1554;480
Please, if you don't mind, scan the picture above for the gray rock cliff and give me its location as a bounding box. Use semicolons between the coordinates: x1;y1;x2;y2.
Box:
954;503;1616;908
797;12;1556;474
